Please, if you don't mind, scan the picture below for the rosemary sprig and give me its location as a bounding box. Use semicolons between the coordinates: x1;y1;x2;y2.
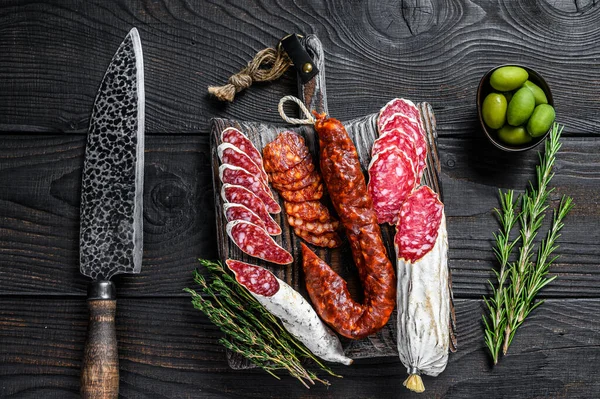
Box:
184;259;341;388
484;123;574;364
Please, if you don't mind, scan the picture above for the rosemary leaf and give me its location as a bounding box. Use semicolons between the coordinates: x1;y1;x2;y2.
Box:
483;123;573;364
185;259;341;387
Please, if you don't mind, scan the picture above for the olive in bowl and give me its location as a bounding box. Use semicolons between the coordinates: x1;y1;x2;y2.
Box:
477;65;555;152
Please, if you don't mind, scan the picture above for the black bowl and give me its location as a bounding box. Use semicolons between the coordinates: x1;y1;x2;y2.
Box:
477;64;554;152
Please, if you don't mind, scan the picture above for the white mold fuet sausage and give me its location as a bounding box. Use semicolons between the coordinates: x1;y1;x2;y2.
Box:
226;259;353;366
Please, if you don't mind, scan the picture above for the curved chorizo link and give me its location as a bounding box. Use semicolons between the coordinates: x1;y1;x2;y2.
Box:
301;112;396;339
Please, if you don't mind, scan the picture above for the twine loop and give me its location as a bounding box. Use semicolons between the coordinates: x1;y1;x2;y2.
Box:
278;96;315;125
208;47;292;102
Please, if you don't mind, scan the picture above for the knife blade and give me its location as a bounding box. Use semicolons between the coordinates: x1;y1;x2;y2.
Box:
79;27;144;399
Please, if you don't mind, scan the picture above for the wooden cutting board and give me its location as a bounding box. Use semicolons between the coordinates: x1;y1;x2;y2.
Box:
210;35;453;368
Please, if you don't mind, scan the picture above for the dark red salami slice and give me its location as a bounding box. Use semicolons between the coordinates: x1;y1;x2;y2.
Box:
218;143;269;186
380;114;427;178
271;170;321;192
223;203;281;236
371;129;422;180
226;259;280;297
221;127;264;170
262;131;310;173
219;164;281;214
269;155;315;185
221;184;282;235
367;147;417;225
395;185;444;263
284;200;331;223
226;220;293;265
287;215;339;234
377;98;420;131
293;227;342;248
278;179;323;203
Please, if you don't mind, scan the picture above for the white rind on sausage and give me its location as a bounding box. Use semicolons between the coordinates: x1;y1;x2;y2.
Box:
217;142;269;185
228;262;353;366
396;213;450;377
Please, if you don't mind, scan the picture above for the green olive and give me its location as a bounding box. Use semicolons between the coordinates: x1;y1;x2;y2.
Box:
507;87;535;126
527;104;555;137
523;80;548;105
490;66;529;91
482;93;507;129
497;125;533;145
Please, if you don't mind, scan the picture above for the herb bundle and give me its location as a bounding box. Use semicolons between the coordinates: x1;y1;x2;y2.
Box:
184;259;341;388
483;123;574;365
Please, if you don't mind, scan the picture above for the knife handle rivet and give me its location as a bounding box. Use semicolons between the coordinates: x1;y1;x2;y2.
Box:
302;62;313;74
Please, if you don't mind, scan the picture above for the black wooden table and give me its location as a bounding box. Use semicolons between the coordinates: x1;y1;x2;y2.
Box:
1;1;599;398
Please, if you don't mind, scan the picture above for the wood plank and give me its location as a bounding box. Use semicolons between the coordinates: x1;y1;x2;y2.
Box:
0;134;218;295
1;297;599;398
0;134;597;298
0;0;599;135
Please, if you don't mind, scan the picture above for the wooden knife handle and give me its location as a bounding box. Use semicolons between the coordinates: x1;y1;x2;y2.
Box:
81;280;119;399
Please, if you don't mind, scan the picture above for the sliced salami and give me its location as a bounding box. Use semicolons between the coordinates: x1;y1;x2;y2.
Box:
278;179;323;203
269;156;315;185
221;184;281;235
226;220;292;265
395;185;444;263
378;98;420;131
226;259;352;365
371;129;423;181
287;215;338;235
220;127;264;169
226;259;279;296
218;143;269;186
219;164;281;214
223;203;281;236
271;170;321;192
284;200;331;223
262;132;310;173
380;114;427;177
293;227;342;248
367;147;417;225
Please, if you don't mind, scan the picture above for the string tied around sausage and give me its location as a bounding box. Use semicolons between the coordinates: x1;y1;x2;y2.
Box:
278;95;316;125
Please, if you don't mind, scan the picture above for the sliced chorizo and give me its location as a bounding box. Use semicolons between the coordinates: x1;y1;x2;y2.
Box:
268;156;315;185
277;179;323;203
271;170;321;192
287;215;339;235
262;131;310;173
284;200;331;223
295;229;342;249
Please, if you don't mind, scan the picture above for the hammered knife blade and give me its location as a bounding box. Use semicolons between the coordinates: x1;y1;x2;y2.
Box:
79;27;144;399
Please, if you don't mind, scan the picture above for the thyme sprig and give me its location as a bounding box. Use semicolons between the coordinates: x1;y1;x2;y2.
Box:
184;259;341;388
483;124;574;365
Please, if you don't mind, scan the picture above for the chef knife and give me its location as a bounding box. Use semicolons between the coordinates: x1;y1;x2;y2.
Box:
79;27;144;399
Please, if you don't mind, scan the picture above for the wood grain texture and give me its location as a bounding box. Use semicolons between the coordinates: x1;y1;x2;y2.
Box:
81;299;119;399
0;0;599;134
0;135;217;295
1;297;600;398
1;0;600;397
0;135;596;298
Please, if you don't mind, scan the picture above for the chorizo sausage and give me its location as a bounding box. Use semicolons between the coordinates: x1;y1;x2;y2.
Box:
301;112;396;340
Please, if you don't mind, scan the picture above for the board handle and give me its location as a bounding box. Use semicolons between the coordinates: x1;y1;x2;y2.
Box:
81;280;119;399
298;35;328;115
